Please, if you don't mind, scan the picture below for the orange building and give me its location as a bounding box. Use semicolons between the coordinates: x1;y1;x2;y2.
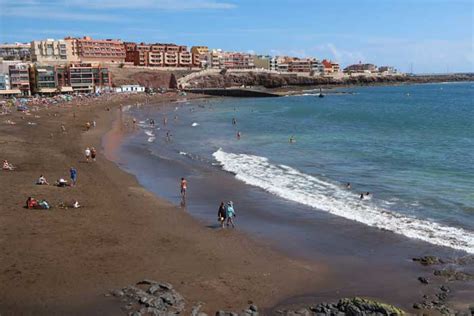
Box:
124;42;192;67
65;36;125;63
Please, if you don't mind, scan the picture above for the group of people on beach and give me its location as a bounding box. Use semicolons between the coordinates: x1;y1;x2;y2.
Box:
35;167;78;188
179;177;237;228
218;201;236;228
84;147;97;162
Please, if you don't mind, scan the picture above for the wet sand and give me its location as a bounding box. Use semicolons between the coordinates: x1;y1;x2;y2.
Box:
114;101;474;313
0;93;326;315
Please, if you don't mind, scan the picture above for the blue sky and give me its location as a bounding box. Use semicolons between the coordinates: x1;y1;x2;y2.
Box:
0;0;473;73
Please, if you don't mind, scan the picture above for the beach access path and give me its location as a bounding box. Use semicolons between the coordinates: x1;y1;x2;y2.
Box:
0;92;325;315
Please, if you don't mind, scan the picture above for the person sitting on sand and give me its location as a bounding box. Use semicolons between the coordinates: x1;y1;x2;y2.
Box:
26;197;38;209
56;178;69;187
90;147;97;161
218;202;227;228
226;201;236;228
37;175;50;185
85;122;91;131
2;160;14;171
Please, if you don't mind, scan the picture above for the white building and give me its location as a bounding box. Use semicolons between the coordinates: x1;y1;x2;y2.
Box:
115;84;145;93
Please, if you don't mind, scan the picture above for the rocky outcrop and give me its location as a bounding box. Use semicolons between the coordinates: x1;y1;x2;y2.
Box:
182;72;474;89
276;297;405;316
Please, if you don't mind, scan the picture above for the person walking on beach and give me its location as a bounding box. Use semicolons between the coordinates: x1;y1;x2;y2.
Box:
85;147;91;162
70;167;77;186
218;202;227;228
180;177;187;199
226;201;236;228
90;147;97;162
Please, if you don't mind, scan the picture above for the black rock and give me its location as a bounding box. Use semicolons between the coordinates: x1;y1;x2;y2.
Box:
418;276;430;284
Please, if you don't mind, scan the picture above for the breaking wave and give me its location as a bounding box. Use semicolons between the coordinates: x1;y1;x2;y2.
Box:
213;149;474;254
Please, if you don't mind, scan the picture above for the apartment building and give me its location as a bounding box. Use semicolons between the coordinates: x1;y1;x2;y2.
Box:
322;59;340;74
343;63;378;74
30;39;71;63
29;65;59;94
254;55;271;70
65;36;125;63
311;60;324;75
125;42;151;66
222;52;255;69
0;43;31;61
9;63;31;96
190;46;209;67
68;63;111;92
0;73;10;90
125;42;193;67
288;58;313;73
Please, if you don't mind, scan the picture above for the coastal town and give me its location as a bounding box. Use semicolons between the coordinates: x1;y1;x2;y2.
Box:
0;36;401;97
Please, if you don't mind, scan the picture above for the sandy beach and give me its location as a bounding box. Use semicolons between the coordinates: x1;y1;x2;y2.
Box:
1;90;473;315
0;93;327;315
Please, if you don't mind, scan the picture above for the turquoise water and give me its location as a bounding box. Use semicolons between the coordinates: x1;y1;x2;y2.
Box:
128;82;474;253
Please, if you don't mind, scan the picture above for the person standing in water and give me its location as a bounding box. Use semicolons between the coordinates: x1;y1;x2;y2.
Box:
218;202;227;228
180;177;187;199
226;201;236;228
289;135;296;143
237;131;241;140
232;117;237;126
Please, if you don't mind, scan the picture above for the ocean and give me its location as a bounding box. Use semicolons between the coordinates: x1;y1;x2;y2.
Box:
120;82;474;254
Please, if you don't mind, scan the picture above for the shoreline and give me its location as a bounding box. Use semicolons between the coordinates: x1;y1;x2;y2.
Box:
110;89;474;312
0;92;327;315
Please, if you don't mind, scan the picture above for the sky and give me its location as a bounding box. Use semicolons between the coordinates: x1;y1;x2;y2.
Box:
0;0;473;73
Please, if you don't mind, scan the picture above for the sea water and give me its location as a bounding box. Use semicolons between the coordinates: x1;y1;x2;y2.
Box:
125;82;474;254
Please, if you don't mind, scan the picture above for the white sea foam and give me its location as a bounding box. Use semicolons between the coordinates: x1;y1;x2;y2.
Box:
191;122;199;127
144;130;154;137
212;149;474;254
147;137;156;143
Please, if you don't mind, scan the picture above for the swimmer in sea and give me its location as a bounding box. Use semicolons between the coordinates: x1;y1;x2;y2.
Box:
360;193;364;200
289;135;296;143
232;117;236;125
346;183;351;189
237;131;241;140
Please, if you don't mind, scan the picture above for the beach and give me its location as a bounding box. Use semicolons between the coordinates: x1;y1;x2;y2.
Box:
0;87;473;315
0;93;326;315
